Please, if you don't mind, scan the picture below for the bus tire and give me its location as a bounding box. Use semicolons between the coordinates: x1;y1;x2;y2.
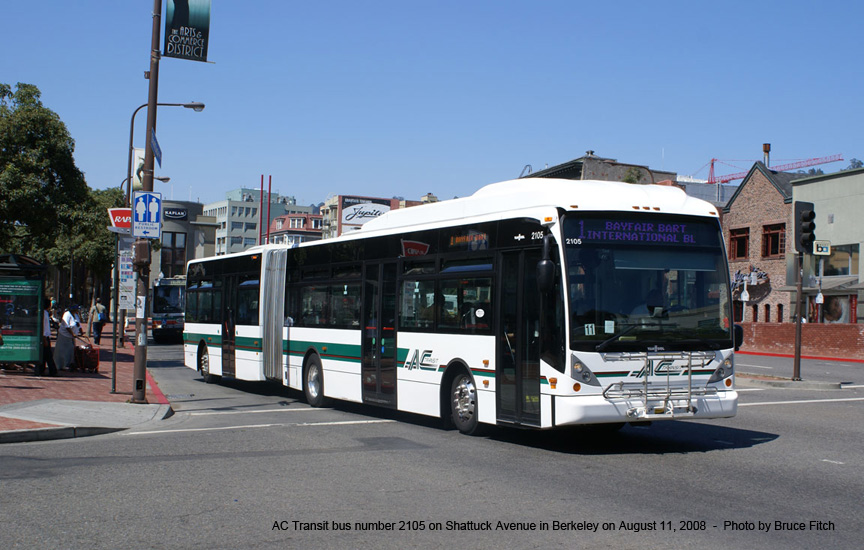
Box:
303;354;329;407
450;371;481;435
198;344;218;384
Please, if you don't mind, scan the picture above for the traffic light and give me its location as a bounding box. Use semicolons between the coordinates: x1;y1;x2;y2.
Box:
794;201;816;253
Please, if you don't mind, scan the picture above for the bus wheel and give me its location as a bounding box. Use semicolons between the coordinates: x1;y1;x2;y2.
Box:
450;372;480;435
199;345;217;384
304;355;328;407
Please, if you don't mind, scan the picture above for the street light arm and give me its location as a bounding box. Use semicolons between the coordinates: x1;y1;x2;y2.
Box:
125;101;204;205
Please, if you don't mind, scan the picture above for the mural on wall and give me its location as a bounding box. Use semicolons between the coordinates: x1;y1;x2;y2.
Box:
732;265;771;302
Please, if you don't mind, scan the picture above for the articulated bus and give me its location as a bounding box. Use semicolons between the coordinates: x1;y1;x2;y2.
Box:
184;178;740;434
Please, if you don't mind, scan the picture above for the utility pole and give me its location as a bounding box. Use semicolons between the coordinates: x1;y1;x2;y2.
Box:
132;0;163;403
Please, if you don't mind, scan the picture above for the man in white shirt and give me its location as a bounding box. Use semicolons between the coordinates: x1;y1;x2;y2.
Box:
54;304;82;370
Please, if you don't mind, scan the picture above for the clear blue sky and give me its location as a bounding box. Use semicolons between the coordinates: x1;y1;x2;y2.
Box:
2;1;861;206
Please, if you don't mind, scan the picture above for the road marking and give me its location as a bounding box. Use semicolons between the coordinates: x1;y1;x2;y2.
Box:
739;397;864;407
189;408;328;416
295;420;396;427
821;459;845;465
738;364;773;369
735;388;766;392
841;384;864;389
125;419;395;436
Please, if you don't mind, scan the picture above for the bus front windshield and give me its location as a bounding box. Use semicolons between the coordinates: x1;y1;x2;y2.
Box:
563;213;732;352
154;285;185;314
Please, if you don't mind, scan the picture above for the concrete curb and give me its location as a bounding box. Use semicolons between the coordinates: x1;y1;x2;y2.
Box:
0;403;174;444
0;426;125;444
737;374;843;391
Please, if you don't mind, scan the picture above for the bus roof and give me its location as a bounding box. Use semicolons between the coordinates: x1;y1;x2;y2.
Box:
357;178;718;235
188;178;720;262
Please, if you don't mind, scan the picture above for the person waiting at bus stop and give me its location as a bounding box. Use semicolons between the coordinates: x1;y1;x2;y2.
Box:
89;298;107;344
54;304;84;371
35;298;58;377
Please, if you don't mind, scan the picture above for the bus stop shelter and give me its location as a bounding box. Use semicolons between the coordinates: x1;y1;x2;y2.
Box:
0;254;46;367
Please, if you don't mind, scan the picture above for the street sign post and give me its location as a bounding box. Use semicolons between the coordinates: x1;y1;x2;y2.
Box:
131;191;163;239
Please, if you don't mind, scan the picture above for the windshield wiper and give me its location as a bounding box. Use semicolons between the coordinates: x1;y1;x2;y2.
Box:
594;324;639;352
594;321;679;352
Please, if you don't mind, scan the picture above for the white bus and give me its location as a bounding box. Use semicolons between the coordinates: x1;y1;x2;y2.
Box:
184;178;741;434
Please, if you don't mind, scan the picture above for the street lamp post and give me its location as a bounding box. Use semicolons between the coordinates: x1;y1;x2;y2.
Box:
120;100;202;391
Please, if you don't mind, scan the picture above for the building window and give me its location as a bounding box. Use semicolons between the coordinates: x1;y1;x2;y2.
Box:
230;236;242;246
245;222;257;232
777;304;784;323
764;304;771;323
160;232;187;278
762;224;786;258
824;244;860;276
751;304;758;322
231;221;243;231
276;219;283;229
244;237;256;247
729;228;749;260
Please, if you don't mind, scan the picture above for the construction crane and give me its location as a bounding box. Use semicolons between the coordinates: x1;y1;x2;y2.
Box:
706;154;844;184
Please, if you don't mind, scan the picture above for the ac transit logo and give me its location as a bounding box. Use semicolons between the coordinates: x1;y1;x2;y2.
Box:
630;360;684;378
405;349;438;371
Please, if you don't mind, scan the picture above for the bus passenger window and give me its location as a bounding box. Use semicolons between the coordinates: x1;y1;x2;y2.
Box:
399;280;435;329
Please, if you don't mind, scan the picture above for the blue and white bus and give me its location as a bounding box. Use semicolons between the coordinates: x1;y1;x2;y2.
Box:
184;178;740;434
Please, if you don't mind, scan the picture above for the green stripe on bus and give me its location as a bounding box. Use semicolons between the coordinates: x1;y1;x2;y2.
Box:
287;340;361;363
184;332;222;346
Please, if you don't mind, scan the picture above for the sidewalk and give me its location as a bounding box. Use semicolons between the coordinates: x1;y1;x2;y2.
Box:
0;322;172;444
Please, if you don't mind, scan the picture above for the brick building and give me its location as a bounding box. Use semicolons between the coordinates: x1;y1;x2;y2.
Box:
721;162;800;323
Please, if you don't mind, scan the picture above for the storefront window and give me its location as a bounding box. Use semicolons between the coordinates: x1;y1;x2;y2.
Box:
160;232;187;278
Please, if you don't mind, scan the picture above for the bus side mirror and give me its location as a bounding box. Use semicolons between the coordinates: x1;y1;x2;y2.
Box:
734;324;744;352
537;233;556;293
537;259;555;293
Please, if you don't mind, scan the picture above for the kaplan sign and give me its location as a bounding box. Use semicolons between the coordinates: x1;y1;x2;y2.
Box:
164;0;211;63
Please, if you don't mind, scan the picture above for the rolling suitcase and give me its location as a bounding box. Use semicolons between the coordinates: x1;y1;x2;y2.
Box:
74;343;100;372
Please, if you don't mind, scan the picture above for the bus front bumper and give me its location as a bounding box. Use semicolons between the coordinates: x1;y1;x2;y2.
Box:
552;390;738;426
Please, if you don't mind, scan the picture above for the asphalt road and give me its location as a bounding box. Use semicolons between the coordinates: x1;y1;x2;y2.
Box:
1;345;861;549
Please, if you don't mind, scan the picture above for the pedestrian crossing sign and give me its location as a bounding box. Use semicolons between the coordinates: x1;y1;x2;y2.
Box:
131;191;162;239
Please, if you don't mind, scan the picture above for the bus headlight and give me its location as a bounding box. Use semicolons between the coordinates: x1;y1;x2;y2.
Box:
708;357;734;384
571;355;601;387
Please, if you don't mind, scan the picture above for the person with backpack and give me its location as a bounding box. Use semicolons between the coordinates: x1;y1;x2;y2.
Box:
89;298;107;345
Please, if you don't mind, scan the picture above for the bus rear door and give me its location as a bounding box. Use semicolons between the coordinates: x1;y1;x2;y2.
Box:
361;262;397;407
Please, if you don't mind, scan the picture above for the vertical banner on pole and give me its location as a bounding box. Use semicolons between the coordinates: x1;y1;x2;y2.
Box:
164;0;211;63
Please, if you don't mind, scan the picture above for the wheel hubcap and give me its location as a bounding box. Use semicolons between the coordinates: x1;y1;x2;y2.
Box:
200;352;209;375
453;376;476;422
307;365;320;399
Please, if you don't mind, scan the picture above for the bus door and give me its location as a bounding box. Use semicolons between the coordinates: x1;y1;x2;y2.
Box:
361;262;397;407
221;275;237;378
497;249;541;426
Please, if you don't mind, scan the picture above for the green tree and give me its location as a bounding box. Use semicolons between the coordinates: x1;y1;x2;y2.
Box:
0;82;89;253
